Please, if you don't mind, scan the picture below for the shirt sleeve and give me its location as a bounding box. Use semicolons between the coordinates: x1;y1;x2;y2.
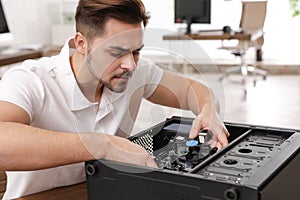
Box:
0;66;45;123
136;57;164;99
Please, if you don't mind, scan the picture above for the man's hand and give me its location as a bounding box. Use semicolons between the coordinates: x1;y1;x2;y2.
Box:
105;135;158;168
146;71;230;150
189;111;230;150
80;133;158;168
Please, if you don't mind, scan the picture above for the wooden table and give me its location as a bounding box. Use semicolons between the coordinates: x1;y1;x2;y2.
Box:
0;50;43;67
16;183;87;200
163;31;252;41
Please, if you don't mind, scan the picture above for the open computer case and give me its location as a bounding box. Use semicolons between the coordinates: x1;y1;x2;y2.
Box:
85;116;300;200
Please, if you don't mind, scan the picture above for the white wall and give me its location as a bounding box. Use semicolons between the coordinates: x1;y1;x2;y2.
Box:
2;0;53;45
141;0;242;60
2;0;299;61
143;0;241;31
263;0;300;61
2;0;76;45
1;0;241;46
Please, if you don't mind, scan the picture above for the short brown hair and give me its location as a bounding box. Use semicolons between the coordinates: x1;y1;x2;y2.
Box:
75;0;150;41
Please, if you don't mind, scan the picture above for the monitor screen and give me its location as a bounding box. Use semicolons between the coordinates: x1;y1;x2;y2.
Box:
0;1;9;34
175;0;211;34
0;0;12;46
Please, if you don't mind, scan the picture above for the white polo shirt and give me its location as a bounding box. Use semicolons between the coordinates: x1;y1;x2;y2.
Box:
0;38;163;199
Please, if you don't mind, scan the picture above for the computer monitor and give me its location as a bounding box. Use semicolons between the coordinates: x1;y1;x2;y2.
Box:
174;0;211;34
0;0;13;47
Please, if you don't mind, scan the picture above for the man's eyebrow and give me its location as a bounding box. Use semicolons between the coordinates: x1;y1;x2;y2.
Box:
134;44;144;51
108;44;144;52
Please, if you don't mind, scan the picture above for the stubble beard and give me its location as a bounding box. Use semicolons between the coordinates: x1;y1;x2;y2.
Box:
86;53;133;93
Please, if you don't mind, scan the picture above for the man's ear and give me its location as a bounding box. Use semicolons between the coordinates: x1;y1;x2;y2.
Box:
74;32;87;55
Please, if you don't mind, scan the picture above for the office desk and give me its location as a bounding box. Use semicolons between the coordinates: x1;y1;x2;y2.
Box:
0;50;43;67
16;183;87;200
162;32;255;74
163;32;252;41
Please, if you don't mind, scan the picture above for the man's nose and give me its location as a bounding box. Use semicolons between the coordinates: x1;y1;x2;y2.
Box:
120;53;136;71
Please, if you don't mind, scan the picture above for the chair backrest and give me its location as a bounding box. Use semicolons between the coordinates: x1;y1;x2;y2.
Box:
240;0;267;32
237;0;267;48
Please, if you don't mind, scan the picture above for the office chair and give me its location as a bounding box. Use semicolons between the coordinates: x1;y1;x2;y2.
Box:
220;0;268;87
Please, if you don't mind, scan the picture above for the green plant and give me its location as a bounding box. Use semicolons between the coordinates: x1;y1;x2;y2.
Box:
289;0;300;17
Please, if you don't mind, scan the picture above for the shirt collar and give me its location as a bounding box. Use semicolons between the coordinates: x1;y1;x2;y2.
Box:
56;38;127;111
56;38;97;111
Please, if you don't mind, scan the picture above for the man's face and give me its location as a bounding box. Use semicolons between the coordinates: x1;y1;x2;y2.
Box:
85;18;144;93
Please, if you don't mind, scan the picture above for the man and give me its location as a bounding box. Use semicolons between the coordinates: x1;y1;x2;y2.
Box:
0;0;229;198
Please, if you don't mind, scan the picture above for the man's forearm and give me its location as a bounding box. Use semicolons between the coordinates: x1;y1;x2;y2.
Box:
0;122;101;171
185;80;230;143
186;79;220;116
0;122;157;171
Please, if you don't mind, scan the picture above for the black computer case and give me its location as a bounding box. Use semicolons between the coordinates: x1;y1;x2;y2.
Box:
85;116;300;200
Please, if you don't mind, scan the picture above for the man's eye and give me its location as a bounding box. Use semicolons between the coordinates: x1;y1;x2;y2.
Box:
110;52;123;57
132;51;140;56
110;50;140;58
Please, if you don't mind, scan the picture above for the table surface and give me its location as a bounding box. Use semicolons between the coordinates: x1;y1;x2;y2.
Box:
0;49;43;67
163;32;252;41
16;183;87;200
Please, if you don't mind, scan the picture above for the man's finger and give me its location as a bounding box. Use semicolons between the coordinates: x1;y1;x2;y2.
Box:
189;118;200;138
145;156;158;168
